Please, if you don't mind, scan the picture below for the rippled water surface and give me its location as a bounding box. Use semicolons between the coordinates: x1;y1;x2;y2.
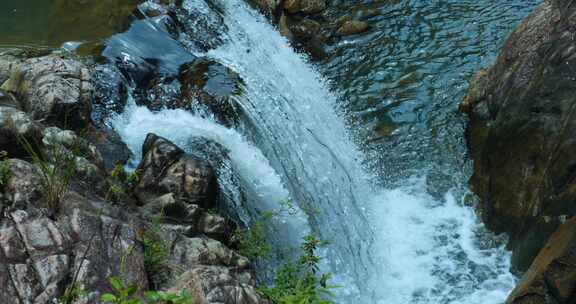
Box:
323;0;540;187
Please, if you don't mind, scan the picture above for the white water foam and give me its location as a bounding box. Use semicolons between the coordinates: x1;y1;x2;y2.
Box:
112;99;309;246
109;0;519;302
368;177;516;303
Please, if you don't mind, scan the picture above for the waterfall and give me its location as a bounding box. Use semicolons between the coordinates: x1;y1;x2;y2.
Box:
108;0;518;302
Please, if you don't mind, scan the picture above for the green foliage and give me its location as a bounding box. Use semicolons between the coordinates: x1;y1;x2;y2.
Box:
261;235;335;304
138;214;171;289
55;283;85;304
144;290;193;304
20;137;76;213
0;151;12;191
107;164;140;202
101;277;193;304
234;212;273;260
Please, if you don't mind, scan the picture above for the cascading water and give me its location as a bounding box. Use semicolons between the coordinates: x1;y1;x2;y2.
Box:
104;0;540;303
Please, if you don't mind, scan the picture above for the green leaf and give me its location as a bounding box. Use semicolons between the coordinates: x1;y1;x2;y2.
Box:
109;277;123;291
100;293;117;302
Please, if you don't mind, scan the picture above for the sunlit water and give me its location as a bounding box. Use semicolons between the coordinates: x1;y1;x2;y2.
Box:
99;0;543;303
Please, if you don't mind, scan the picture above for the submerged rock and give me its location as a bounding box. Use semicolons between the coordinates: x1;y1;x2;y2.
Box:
337;20;370;36
284;0;326;14
460;0;576;272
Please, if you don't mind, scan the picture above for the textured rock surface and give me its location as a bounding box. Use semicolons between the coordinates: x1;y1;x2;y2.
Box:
459;0;576;271
337;20;370;36
0;51;265;304
135;133;217;209
1;55;94;130
506;217;576;304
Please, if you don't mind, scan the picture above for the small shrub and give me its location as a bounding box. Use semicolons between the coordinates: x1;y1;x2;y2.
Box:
261;234;335;304
234;212;273;260
101;276;193;304
55;283;85;304
138;215;171;289
107;164;140;202
20;138;76;213
0;151;12;191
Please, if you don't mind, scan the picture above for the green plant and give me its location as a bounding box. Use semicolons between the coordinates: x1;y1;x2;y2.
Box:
0;151;12;191
144;290;193;304
107;164;140;202
261;234;335;304
101;276;141;304
234;212;273;260
101;276;193;304
138;214;171;289
56;283;85;304
20;137;76;213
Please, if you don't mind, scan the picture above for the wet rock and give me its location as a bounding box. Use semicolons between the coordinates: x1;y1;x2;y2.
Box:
506;216;576;304
84;126;131;172
91;64;128;126
1;56;93;131
337;20;370;36
135;133;217;210
248;0;281;19
178;58;243;126
459;0;576;271
284;0;326;15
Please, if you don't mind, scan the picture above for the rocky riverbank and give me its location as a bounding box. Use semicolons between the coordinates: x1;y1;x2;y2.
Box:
0;42;266;304
461;0;576;302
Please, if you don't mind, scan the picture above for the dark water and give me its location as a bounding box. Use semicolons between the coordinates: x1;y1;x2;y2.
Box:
0;0;138;48
322;0;541;191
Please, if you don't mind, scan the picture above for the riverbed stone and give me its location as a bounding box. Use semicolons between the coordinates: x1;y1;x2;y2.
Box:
337;20;370;36
284;0;326;14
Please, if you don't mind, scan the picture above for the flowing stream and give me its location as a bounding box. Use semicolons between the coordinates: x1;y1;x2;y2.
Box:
103;0;541;303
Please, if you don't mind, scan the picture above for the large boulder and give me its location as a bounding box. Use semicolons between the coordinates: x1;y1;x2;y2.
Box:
136;133;217;209
0;192;149;304
1;56;93;130
506;217;576;304
459;0;576;271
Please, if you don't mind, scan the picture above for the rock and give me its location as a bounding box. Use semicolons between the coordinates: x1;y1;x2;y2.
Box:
290;19;322;42
1;56;93;131
0;106;44;159
0;199;149;304
506;216;576;304
0;50;23;86
178;58;243;126
169;266;268;304
337;20;370;36
247;0;281;20
84;126;131;172
135;133;218;210
284;0;326;15
3;159;42;212
459;0;576;271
